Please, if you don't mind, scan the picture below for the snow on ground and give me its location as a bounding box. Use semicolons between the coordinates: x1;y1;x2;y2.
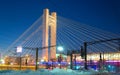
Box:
0;68;116;75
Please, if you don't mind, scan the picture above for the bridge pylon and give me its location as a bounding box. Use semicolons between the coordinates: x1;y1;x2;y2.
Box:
42;9;57;61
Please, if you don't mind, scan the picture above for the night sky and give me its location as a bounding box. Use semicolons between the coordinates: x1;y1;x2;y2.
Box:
0;0;120;49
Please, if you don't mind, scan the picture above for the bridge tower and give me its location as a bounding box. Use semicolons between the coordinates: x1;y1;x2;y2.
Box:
42;9;57;61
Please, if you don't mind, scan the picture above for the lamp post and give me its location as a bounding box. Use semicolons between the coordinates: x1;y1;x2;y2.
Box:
57;46;64;69
84;42;87;70
16;46;22;70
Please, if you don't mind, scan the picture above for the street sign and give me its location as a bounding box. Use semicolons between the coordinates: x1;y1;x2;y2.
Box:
17;46;22;53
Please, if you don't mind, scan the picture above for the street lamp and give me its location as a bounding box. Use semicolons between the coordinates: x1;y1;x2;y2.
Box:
57;46;64;69
16;46;22;70
57;46;64;52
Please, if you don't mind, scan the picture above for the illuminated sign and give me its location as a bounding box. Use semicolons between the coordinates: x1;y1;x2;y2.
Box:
17;46;22;53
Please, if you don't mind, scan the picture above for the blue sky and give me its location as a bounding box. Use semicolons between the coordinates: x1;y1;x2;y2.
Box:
0;0;120;49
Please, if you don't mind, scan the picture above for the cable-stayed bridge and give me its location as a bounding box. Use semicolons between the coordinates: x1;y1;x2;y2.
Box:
3;9;120;62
